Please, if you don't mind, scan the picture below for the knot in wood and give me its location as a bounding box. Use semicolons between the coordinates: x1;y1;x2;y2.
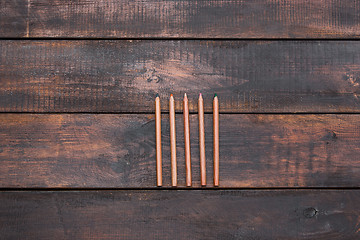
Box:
303;207;317;218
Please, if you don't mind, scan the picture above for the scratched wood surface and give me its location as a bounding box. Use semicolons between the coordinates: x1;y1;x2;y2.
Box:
1;114;359;188
0;0;28;37
1;190;359;239
2;0;360;238
1;0;360;38
1;40;360;113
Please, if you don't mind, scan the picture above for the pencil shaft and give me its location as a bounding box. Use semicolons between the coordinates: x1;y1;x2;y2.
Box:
183;94;192;186
198;95;206;186
213;96;219;186
155;96;162;186
169;95;177;186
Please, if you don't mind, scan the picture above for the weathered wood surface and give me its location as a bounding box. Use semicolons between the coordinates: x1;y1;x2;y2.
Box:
0;0;28;38
1;0;360;38
1;114;360;188
1;190;359;239
1;40;360;113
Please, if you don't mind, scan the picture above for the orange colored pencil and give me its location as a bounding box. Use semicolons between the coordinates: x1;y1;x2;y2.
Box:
213;94;219;187
183;93;192;186
155;94;162;186
198;93;206;186
169;94;177;186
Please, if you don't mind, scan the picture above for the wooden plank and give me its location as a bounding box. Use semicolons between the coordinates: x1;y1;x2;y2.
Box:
1;40;360;113
0;0;28;37
2;0;360;38
1;114;360;188
1;190;359;239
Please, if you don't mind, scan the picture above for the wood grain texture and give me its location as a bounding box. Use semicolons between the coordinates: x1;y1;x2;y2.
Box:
0;0;28;37
1;190;360;239
1;40;360;113
2;0;360;38
1;114;360;188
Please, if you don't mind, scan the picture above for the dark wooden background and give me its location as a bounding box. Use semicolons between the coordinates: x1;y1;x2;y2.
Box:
1;0;360;239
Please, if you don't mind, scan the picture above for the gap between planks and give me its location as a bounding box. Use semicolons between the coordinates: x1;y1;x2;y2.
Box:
1;187;360;192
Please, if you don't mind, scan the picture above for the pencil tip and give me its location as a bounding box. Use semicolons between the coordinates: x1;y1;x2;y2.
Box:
170;94;173;97
214;93;217;98
184;93;187;97
199;92;202;97
156;93;159;98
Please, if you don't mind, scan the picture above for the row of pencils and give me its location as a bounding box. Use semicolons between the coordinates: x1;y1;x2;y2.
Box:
155;93;219;187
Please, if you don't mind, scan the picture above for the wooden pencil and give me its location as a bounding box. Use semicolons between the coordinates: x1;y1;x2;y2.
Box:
155;93;162;187
198;93;206;186
169;94;177;187
213;93;219;187
183;93;192;186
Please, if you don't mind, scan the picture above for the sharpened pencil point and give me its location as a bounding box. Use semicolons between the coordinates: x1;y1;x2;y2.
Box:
214;93;217;98
199;93;202;97
184;93;187;97
156;93;160;98
170;94;173;97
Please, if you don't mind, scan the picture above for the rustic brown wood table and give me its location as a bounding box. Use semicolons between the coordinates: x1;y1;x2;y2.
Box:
1;0;360;239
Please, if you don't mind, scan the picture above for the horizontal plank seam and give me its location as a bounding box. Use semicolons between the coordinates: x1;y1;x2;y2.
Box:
1;37;360;41
1;187;360;191
1;112;360;115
